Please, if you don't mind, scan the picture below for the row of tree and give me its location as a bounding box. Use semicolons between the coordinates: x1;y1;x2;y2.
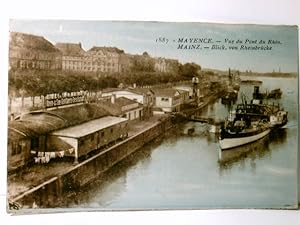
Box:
9;62;202;98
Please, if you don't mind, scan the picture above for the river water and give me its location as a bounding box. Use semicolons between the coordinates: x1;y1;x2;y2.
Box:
66;76;298;210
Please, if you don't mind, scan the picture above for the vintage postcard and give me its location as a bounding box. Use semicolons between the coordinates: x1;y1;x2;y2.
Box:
7;20;298;213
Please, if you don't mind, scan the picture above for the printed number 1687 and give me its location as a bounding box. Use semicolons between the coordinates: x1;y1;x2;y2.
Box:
156;37;169;44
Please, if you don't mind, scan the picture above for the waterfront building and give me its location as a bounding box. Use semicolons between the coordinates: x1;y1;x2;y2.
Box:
9;32;62;70
101;88;155;119
153;88;189;113
50;116;128;163
8;104;112;172
101;88;154;106
55;43;86;71
98;95;144;121
174;85;194;100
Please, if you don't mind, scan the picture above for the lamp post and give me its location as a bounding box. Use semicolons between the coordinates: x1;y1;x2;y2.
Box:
192;76;199;105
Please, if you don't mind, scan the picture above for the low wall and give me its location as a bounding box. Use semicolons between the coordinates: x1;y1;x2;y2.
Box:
9;117;173;209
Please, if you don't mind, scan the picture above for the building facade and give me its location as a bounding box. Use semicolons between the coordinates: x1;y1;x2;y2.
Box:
83;47;124;73
153;88;189;113
55;43;86;71
99;95;144;121
9;32;62;70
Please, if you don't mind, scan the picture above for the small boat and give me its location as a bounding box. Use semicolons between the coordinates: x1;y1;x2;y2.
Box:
241;80;263;85
253;86;282;99
267;88;282;99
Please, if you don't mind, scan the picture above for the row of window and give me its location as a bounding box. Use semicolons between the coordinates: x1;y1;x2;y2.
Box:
15;60;61;70
161;97;170;102
65;61;117;67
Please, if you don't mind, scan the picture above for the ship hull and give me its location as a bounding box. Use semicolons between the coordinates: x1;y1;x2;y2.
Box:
219;129;271;150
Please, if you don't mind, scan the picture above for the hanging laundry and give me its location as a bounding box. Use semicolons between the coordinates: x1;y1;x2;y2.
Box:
68;148;74;154
31;151;36;154
41;157;46;164
38;152;44;157
34;157;40;163
50;152;56;159
45;154;50;163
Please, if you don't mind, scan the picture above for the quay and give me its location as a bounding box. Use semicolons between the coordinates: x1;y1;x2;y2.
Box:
8;90;223;210
8;116;172;209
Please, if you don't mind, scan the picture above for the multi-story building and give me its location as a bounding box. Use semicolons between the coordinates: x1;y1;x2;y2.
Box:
84;47;124;73
9;32;62;70
55;43;86;71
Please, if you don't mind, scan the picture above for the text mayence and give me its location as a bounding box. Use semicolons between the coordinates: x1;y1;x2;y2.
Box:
178;38;213;44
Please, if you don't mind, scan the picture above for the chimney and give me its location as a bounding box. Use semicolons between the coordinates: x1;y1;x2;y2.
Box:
111;94;116;104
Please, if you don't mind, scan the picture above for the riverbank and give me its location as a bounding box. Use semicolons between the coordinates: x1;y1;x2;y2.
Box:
8;92;222;211
8;115;172;210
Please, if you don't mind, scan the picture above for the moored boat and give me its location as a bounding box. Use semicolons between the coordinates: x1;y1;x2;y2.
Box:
241;80;263;85
219;115;271;150
219;93;287;150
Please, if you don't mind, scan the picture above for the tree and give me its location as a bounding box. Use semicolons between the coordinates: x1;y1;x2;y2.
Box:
179;63;201;78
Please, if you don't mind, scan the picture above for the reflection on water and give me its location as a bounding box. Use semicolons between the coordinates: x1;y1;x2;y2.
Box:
62;77;297;209
63;136;165;208
218;129;288;170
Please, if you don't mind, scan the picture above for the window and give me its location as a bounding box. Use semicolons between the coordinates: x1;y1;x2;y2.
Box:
91;134;94;141
30;137;39;150
110;128;113;133
11;142;22;156
101;131;104;137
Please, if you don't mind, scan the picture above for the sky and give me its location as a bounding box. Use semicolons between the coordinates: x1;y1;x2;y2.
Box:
9;20;299;73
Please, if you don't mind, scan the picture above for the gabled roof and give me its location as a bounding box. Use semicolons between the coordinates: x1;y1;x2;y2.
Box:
9;32;60;53
126;88;155;95
55;43;85;56
115;97;138;106
98;97;142;116
153;88;180;97
176;89;190;94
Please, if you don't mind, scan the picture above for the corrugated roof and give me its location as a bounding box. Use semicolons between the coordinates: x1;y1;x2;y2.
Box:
55;43;85;56
9;113;65;139
8;104;110;141
51;116;127;138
